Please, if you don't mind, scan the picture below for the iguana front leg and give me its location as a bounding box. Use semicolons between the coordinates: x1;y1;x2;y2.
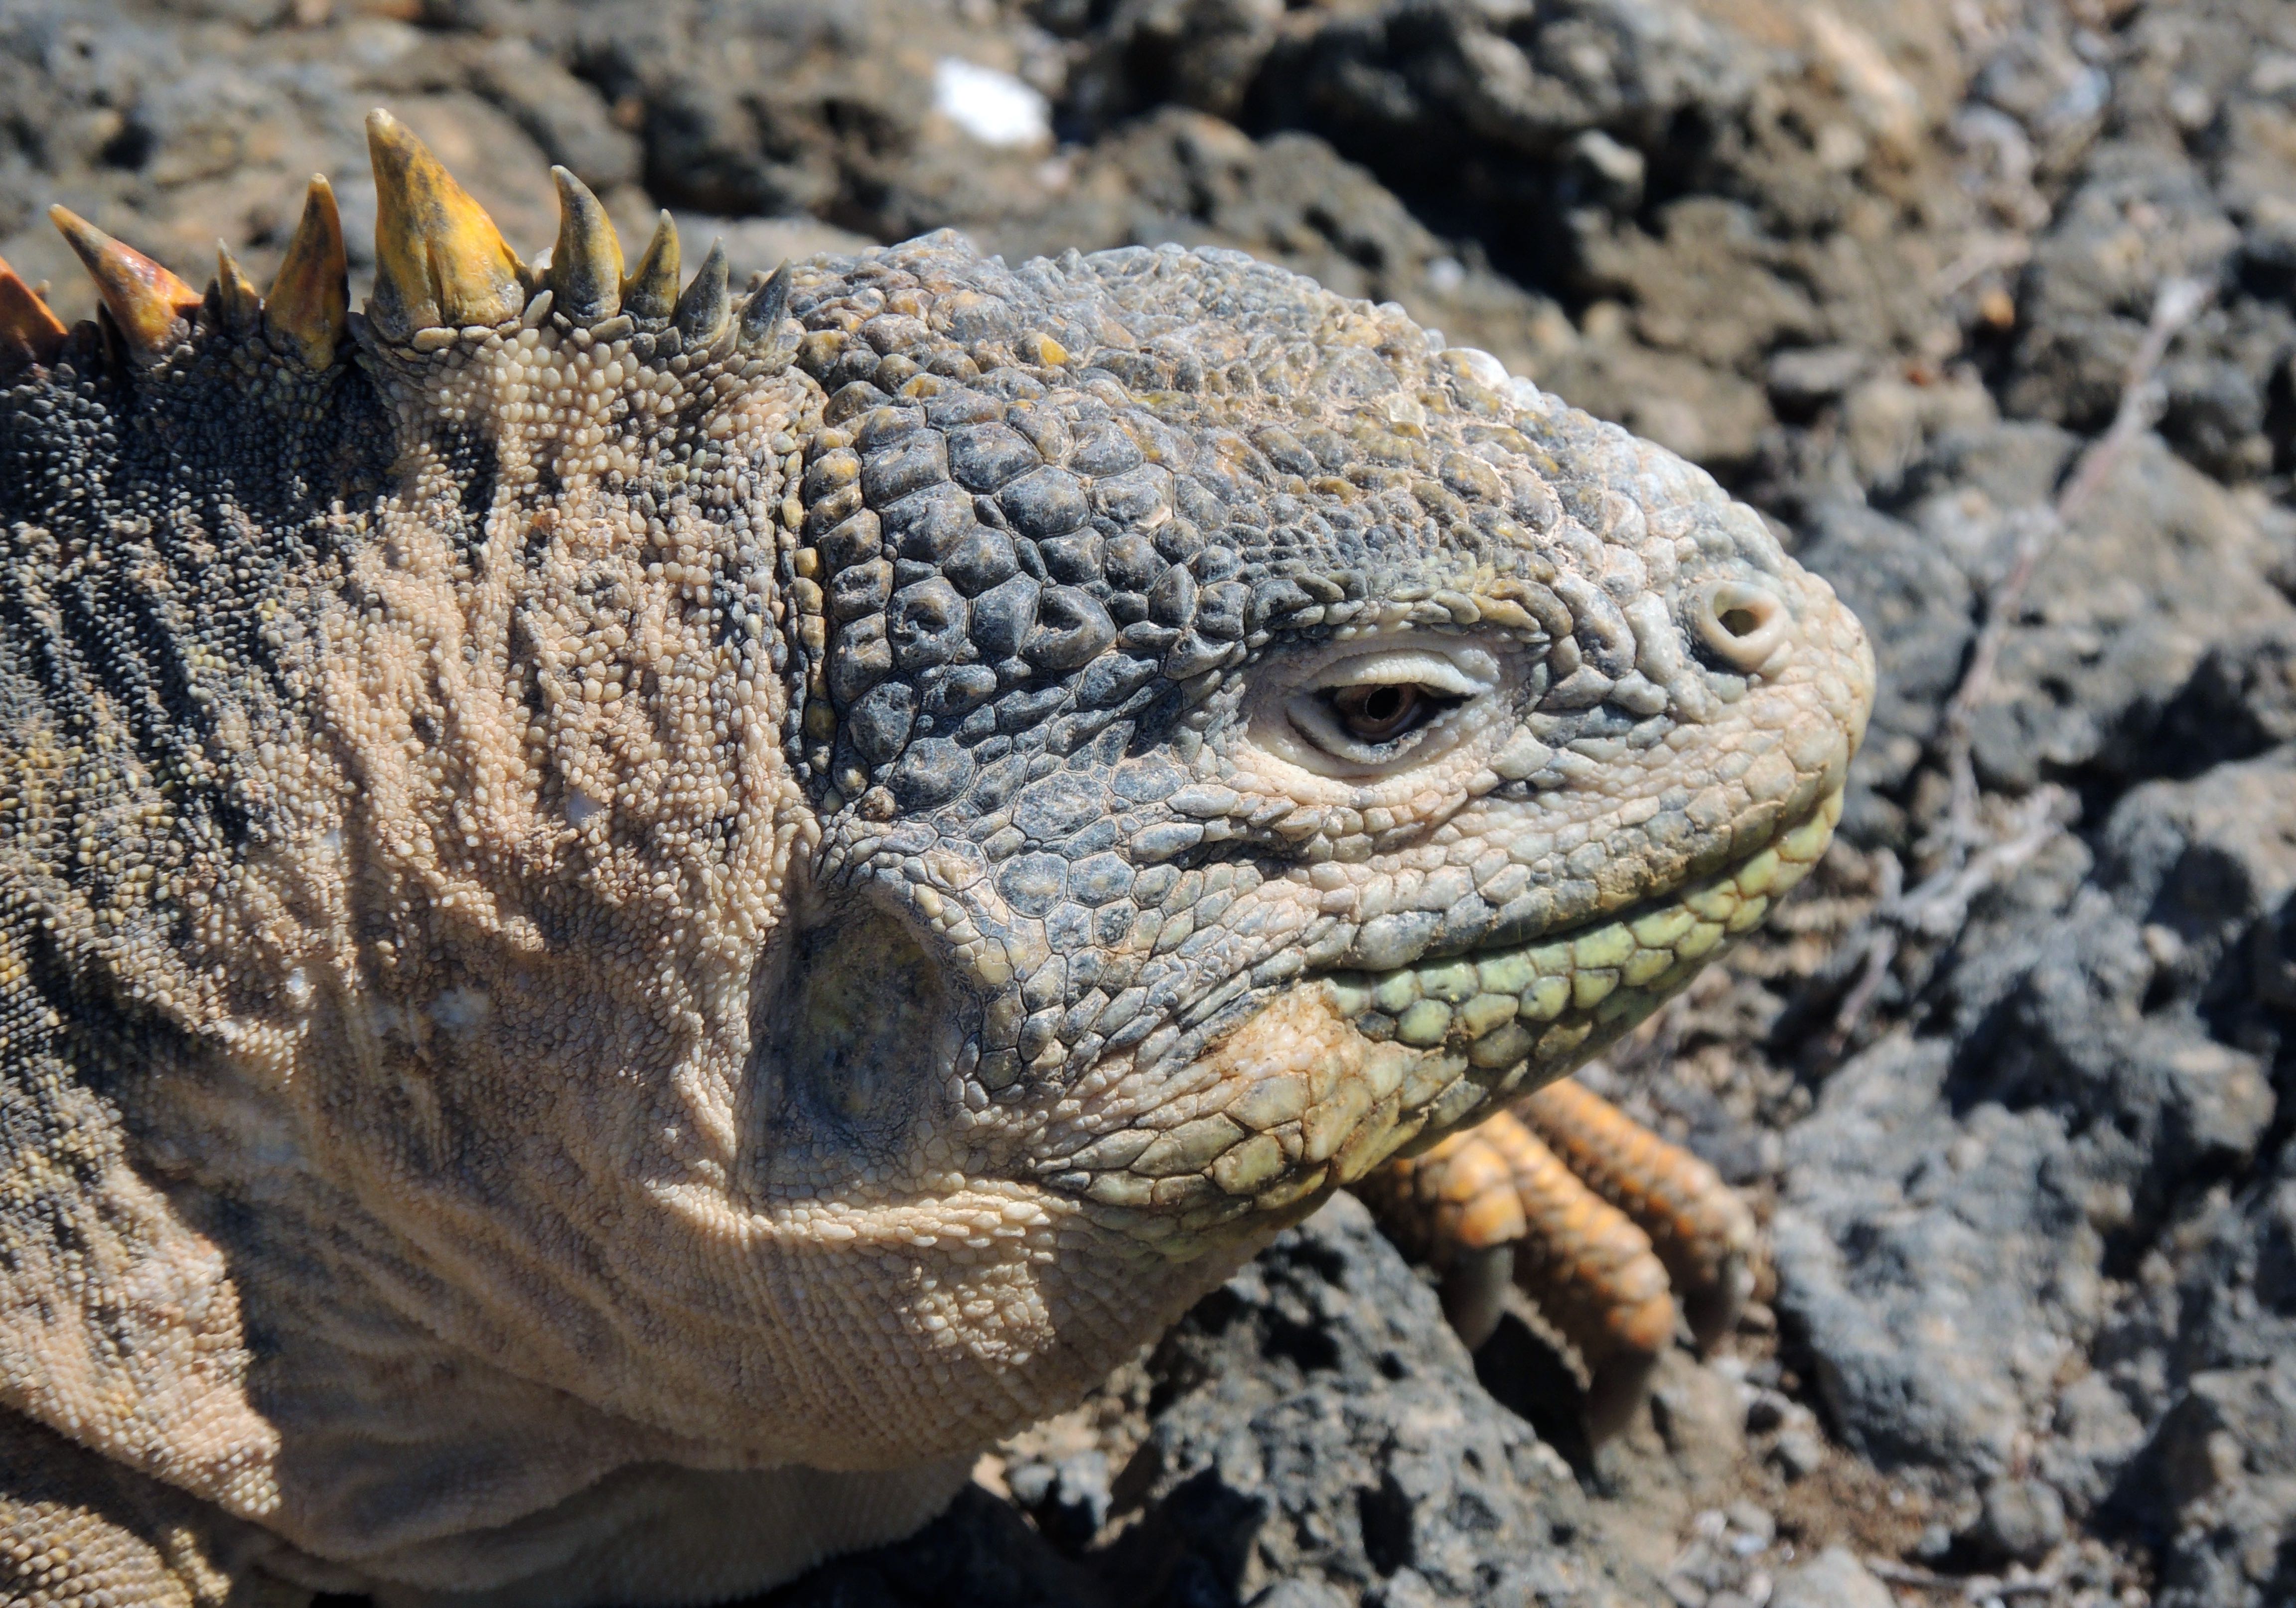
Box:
1364;1078;1756;1443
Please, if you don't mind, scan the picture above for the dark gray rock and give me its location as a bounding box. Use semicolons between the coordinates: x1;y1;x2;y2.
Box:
2004;142;2245;442
2138;1359;2296;1608
1107;1194;1637;1607
1794;497;1976;846
1250;0;1763;164
1044;0;1285;126
2160;620;2296;774
542;0;1069;240
964;108;1571;384
465;33;642;191
1794;415;2296;853
1039;0;1989;482
762;1483;1107;1608
2051;0;2296;484
1778;748;2293;1526
1775;1033;2064;1479
1819;421;2296;801
1949;434;2294;793
2091;1123;2296;1607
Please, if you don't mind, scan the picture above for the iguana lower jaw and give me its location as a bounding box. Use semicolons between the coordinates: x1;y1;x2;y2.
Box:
1030;784;1850;1256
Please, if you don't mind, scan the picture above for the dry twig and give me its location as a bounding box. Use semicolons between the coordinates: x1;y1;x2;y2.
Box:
1934;274;2211;853
1932;233;2034;298
1866;1557;2064;1601
1824;275;2211;1050
1826;787;2072;1052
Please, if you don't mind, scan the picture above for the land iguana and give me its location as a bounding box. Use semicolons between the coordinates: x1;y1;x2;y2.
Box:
0;113;1872;1606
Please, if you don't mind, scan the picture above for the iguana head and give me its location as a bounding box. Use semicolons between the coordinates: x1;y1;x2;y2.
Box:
0;115;1870;1492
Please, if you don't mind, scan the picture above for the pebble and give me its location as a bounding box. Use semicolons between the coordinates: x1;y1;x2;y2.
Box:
1967;1475;2067;1565
1745;1388;1791;1432
1770;1428;1826;1480
1726;1500;1777;1550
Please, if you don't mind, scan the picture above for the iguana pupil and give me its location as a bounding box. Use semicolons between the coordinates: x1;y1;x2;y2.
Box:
1331;682;1429;740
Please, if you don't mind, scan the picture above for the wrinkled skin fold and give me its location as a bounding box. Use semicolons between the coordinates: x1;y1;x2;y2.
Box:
0;140;1871;1605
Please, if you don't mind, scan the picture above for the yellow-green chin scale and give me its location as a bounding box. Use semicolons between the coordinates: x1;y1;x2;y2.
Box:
1063;786;1845;1251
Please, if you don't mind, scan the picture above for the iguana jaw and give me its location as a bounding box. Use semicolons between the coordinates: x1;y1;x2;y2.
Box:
1030;783;1846;1252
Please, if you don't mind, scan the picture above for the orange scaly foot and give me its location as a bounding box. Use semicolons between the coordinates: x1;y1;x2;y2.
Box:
1364;1079;1758;1442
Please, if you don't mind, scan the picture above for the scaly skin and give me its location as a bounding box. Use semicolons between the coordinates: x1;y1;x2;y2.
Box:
0;121;1871;1606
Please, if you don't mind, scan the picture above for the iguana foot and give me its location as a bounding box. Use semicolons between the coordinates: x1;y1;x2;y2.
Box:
1365;1079;1755;1443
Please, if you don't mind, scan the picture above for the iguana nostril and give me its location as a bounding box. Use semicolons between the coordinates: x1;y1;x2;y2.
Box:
1694;580;1793;673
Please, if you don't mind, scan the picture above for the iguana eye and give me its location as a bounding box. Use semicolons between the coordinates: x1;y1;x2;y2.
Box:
1278;644;1501;769
1326;682;1449;743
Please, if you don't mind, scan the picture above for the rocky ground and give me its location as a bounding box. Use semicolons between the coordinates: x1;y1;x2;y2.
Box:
6;0;2294;1603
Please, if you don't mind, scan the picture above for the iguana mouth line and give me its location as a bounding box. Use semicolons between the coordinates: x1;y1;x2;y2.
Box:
1318;783;1848;1056
1040;786;1845;1241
